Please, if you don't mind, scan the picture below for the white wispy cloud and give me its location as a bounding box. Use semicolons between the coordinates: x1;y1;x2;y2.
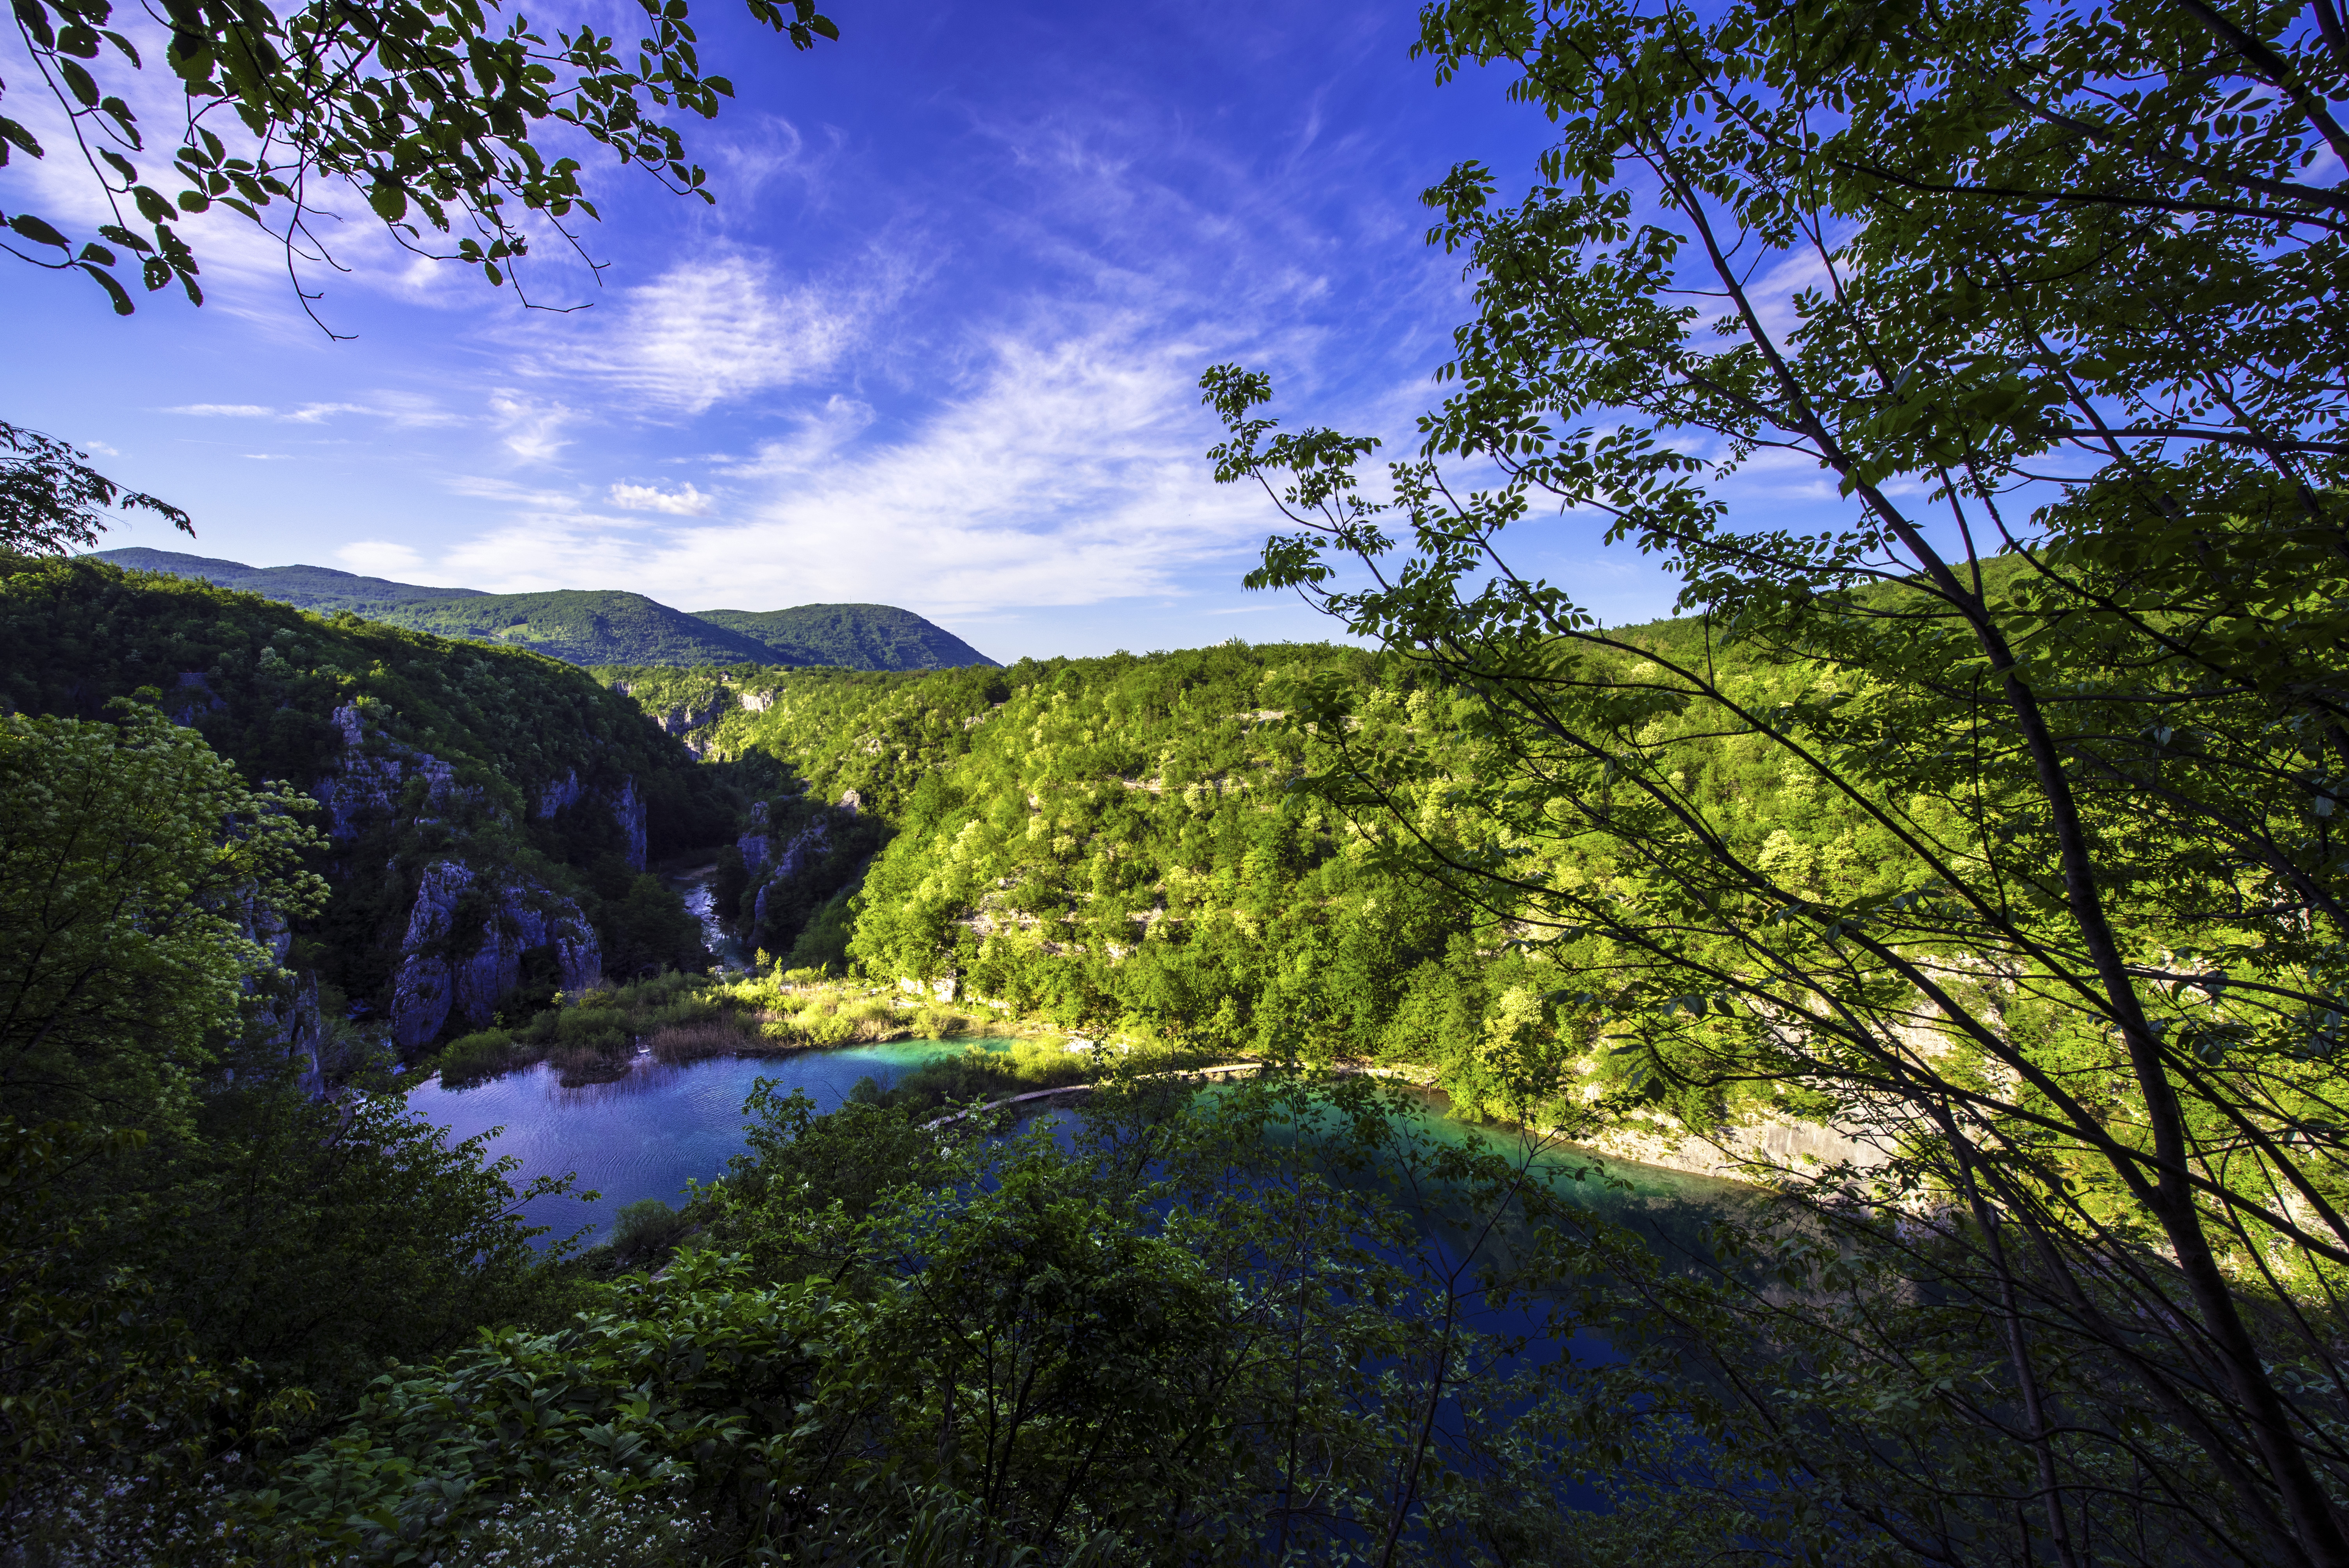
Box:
517;248;913;416
487;392;580;463
720;396;875;477
438;317;1268;615
609;481;715;515
169;403;275;417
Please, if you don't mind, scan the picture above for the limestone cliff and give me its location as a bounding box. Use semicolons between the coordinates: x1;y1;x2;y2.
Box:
389;861;603;1051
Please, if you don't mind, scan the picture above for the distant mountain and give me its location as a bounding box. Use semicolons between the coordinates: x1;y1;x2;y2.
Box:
94;548;486;611
89;549;1000;670
693;604;998;671
369;590;778;667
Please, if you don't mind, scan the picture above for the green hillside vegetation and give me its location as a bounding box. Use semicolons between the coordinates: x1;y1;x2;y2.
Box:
365;588;779;666
93;546;486;609
625;637;1864;1130
694;602;998;669
92;550;1003;670
12;0;2345;1550
0;557;725;1031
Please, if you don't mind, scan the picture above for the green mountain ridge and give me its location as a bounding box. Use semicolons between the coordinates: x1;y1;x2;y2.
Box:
368;588;780;667
88;549;1000;670
693;604;995;671
94;547;488;610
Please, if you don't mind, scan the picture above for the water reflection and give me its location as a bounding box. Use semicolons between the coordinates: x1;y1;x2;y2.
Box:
404;1040;991;1246
406;1046;1763;1258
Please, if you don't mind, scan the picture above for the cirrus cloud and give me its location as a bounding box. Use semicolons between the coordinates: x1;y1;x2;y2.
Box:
609;481;715;515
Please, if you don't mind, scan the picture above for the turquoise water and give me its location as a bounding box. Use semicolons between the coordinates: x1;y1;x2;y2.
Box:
403;1047;1755;1252
403;1040;996;1246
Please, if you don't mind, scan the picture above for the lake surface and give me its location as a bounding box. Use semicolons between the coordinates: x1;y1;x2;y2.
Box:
403;1040;996;1246
403;1043;1756;1252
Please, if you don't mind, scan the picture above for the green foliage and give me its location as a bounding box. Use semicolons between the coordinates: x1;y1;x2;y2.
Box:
693;602;999;670
251;1077;1700;1563
604;1196;691;1270
0;1122;274;1559
0;556;729;1035
0;706;324;1131
2;0;836;317
1195;0;2349;1556
2;425;191;556
436;1026;525;1085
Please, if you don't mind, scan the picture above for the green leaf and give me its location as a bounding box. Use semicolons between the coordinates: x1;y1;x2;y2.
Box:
6;212;70;249
79;260;135;314
56;57;100;107
0;116;43;162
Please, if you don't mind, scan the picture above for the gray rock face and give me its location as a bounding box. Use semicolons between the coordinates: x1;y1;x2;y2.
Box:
837;789;861;817
313;702;474;842
771;820;831;884
169;671;225;726
389;860;602;1051
607;776;647;870
750;820;832;935
535;767;646;867
538;767;586;818
738;800;771;878
654;695;730;738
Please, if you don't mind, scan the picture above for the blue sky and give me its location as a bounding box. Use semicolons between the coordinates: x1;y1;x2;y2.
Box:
3;0;1693;662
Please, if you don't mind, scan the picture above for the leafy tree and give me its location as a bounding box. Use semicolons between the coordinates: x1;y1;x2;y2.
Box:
0;420;192;556
1205;0;2349;1559
2;0;837;321
0;705;323;1131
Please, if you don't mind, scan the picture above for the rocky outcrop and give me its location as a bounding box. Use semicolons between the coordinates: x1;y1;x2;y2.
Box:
538;767;587;818
738;800;772;878
1579;1110;1893;1187
532;766;646;868
389;860;602;1051
608;776;647;870
313;702;475;842
750;820;832;933
169;671;225;726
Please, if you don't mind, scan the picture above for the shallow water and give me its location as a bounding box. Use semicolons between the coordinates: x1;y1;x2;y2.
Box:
403;1039;997;1246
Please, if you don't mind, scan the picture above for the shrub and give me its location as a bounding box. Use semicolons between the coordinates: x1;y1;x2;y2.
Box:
438;1028;522;1085
608;1197;689;1265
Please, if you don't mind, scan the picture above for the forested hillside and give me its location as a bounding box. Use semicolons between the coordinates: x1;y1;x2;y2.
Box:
693;602;999;669
366;586;780;666
92;549;1002;670
605;634;1875;1128
0;557;723;1060
93;547;487;609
